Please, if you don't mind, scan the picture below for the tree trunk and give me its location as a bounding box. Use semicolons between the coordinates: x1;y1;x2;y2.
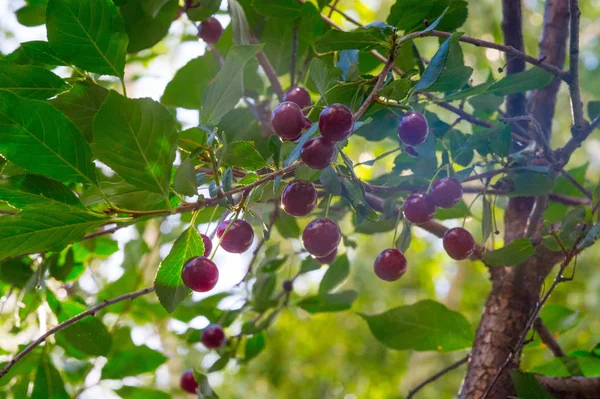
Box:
459;1;570;398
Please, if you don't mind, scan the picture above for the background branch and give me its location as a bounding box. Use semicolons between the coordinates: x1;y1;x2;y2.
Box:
534;318;566;357
406;355;469;399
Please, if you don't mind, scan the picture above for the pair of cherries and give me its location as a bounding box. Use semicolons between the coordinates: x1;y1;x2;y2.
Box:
180;325;226;393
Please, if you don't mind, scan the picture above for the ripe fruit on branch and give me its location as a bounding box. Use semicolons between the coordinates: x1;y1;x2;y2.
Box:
181;256;219;292
398;112;429;146
319;103;353;142
198;17;223;44
403;193;436;224
284;87;312;114
314;248;337;264
302;218;341;257
180;369;198;394
271;101;305;141
374;249;407;281
281;180;318;217
301;137;336;169
443;227;476;260
202;324;226;349
216;219;254;253
200;233;212;257
431;177;463;209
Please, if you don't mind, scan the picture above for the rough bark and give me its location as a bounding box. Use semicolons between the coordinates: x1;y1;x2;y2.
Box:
501;0;526;120
459;1;570;398
537;376;600;398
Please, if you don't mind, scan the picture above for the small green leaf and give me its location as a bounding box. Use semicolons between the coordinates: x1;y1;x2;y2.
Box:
337;50;359;81
162;55;221;110
413;32;463;92
488;67;554;96
244;332;266;361
481;196;493;244
154;225;205;312
510;370;555;399
46;0;128;77
119;0;178;53
588;101;600;120
539;304;583;334
379;79;412;101
360;300;473;351
229;0;251;45
193;371;220;399
252;273;276;311
395;221;412;253
319;254;350;294
314;27;391;53
0;64;68;99
115;387;170;399
509;171;555;197
80;179;167;211
0;204;107;261
253;0;302;17
16;2;47;27
483;238;535;266
320;166;342;195
220;141;268;171
186;0;221;21
208;353;231;372
238;172;259;186
309;58;333;99
435;200;471;221
387;0;467;33
274;212;301;238
0;91;97;184
173;158;198;197
299;256;321;275
201;44;264;125
578;223;600;249
54;300;112;356
297;290;358;313
94;91;178;201
102;343;167;379
31;355;69;399
0;174;83;210
20;40;68;66
284;124;318;167
424;66;473;93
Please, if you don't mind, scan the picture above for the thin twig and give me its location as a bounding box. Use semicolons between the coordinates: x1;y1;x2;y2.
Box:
0;287;155;380
534;318;566;357
567;0;586;130
251;35;284;101
500;116;554;161
327;0;340;18
560;169;593;199
326;4;363;27
353;32;398;121
406;355;469;399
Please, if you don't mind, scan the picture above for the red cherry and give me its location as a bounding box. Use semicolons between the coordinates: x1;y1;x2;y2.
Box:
271;101;305;142
374;248;407;281
201;324;226;349
301;137;336;170
284;87;312;114
431;177;463;209
403;193;436;224
314;248;337;264
200;233;212;257
405;145;418;157
398;112;429;146
180;369;198;394
319;104;353;142
198;17;223;44
181;256;219;292
216;219;254;253
302;218;341;257
443;227;475;260
281;180;318;217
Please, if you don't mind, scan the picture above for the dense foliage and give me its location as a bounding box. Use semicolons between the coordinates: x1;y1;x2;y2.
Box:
0;0;599;398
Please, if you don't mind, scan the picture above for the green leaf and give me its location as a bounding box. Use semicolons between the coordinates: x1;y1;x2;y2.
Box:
314;27;391;53
31;355;69;399
338;50;359;81
320;166;342;195
50;82;108;142
483;238;535;267
297;290;358;314
193;371;220;399
413;32;463;92
201;44;264;125
16;1;48;27
20;40;68;66
229;0;251;45
387;0;468;33
162;55;220;110
46;0;128;77
220;141;268;171
360;300;473;351
0;91;97;184
119;0;178;53
435;200;471;221
424;66;473;93
173;158;198;197
0;258;34;288
154;225;205;312
510;370;555;399
237;172;259;186
488;67;554;96
318;254;350;294
379;79;412;101
54;300;112;356
274;212;301;238
186;0;221;21
309;58;333;99
208;353;231;372
539;304;583;334
252;273;276;311
115;387;170;399
341;177;379;223
481;195;493;244
81;178;167;211
588;101;600;120
93;91;177;201
579;223;600;249
103;330;167;379
253;0;302;18
509;171;555;197
244;332;266;361
299;256;321;275
0;174;83;209
0;64;67;99
0;204;106;261
395;221;412;253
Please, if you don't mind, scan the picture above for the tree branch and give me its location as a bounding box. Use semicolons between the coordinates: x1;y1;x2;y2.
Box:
534;318;566;357
536;375;600;398
501;0;526;120
0;287;155;380
406;355;469;399
568;0;586;130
